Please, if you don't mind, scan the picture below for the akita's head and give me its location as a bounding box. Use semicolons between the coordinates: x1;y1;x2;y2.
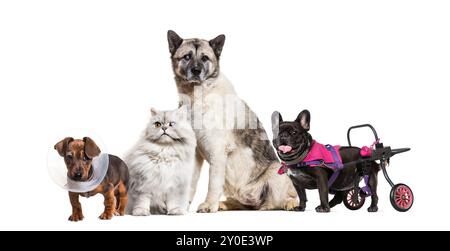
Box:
167;30;225;85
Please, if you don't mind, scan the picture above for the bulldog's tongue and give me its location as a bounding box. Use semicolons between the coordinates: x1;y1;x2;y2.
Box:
278;145;293;154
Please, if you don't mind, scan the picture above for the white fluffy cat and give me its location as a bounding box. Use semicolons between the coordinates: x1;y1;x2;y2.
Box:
125;106;196;215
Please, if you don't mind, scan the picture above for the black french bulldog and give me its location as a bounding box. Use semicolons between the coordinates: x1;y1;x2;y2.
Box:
271;110;381;213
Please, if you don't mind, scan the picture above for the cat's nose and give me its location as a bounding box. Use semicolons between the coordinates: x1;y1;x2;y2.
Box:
162;125;168;131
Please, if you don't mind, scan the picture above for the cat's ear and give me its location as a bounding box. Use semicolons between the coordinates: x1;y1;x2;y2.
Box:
150;108;158;116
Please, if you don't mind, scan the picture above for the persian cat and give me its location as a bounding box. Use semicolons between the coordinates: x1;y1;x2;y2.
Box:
125;106;196;215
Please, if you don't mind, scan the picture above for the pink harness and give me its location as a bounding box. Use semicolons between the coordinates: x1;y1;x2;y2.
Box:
303;140;342;169
278;140;344;175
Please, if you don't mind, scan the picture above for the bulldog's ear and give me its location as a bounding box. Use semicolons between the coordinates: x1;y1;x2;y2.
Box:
83;137;101;159
209;34;226;58
54;137;74;157
167;30;183;56
295;110;311;131
271;111;283;133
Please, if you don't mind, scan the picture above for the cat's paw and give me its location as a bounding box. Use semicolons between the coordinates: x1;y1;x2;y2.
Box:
132;207;150;216
197;202;219;213
168;208;187;216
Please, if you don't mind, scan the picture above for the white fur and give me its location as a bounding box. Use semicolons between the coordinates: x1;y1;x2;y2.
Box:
125;107;196;215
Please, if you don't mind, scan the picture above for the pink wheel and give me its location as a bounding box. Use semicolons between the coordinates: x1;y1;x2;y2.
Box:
390;184;414;212
344;187;365;210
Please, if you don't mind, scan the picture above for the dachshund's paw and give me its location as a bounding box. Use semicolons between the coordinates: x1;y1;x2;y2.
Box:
68;213;84;222
368;205;378;212
132;207;150;216
315;205;330;213
197;202;219;213
99;212;113;220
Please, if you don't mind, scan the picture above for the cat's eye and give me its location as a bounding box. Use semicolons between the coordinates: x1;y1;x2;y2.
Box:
201;55;209;62
154;122;162;128
183;54;191;61
169;122;176;127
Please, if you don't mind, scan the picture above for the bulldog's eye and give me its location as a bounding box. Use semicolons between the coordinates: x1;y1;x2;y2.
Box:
154;122;162;128
183;54;191;60
291;130;297;135
169;122;176;127
201;55;209;62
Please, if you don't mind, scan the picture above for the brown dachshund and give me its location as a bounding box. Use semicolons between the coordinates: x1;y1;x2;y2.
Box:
54;137;129;221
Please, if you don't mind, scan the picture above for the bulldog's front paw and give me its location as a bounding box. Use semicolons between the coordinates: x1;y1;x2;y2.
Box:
368;205;378;212
99;212;113;220
132;207;150;216
68;213;84;222
168;208;187;215
315;205;330;213
197;202;219;213
293;205;306;212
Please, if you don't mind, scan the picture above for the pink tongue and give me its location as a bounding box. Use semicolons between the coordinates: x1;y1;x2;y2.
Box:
278;145;293;154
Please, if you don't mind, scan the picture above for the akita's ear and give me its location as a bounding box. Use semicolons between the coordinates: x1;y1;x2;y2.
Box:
271;111;282;134
167;30;183;56
295;110;311;131
209;34;226;58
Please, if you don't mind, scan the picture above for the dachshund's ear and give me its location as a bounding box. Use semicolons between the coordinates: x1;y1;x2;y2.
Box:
295;110;311;131
54;137;74;157
83;137;101;158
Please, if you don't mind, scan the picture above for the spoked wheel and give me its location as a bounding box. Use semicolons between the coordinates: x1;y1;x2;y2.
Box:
344;187;366;210
390;184;414;212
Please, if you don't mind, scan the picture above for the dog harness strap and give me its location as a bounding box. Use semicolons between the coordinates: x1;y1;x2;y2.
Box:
325;145;344;188
327;171;341;188
325;144;344;169
361;175;372;196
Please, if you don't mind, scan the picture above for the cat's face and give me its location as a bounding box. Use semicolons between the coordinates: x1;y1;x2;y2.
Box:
145;106;194;144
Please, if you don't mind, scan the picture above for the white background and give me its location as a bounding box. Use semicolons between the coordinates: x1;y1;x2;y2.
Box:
0;0;449;230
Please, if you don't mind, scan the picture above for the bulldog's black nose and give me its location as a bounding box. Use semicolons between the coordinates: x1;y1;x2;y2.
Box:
191;66;202;76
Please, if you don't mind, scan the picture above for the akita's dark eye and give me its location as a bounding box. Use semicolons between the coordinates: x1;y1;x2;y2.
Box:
201;55;209;62
183;54;191;60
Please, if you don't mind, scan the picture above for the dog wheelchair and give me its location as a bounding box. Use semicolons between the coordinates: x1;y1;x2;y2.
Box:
341;124;413;212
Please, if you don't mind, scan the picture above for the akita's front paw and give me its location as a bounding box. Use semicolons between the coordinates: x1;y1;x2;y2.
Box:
168;208;187;215
197;202;219;213
132;207;150;216
284;199;299;211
